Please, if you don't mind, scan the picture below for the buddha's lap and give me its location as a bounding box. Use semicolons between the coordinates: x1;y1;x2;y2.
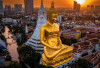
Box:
43;44;73;59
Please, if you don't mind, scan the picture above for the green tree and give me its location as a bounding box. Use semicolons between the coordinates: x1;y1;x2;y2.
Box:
5;61;22;68
18;44;42;68
5;54;12;61
61;37;77;46
16;33;27;46
76;59;93;68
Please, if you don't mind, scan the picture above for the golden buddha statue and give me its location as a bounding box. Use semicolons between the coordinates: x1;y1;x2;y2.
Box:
40;2;73;67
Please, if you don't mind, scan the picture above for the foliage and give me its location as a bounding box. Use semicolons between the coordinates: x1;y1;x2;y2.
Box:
76;59;93;68
0;49;4;54
61;37;77;46
18;44;41;68
5;54;12;61
18;44;35;56
12;25;25;35
16;33;27;46
5;61;22;68
0;26;5;33
0;34;7;44
8;25;27;46
18;44;53;68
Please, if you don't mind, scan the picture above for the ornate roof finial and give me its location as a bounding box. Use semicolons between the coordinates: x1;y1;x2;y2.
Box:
51;1;54;9
41;0;43;7
39;0;45;11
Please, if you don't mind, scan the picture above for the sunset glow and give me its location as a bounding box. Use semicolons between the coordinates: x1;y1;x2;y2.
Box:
3;0;100;8
76;0;85;4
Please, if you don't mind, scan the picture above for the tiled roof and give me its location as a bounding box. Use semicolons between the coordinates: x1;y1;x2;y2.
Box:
82;52;100;65
87;33;100;39
89;39;99;44
72;41;95;53
26;34;32;39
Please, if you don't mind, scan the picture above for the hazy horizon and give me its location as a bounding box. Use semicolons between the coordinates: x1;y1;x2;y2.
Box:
2;0;100;8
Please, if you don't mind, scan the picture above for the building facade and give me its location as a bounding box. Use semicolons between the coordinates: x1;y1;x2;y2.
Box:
73;1;80;13
0;1;4;15
95;5;100;13
87;5;95;13
24;0;33;14
14;4;22;13
5;5;11;13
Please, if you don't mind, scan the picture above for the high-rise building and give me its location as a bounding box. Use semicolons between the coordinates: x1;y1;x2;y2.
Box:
73;1;80;13
0;0;4;15
26;0;47;53
14;4;22;13
95;5;100;12
87;5;95;13
24;0;33;14
5;5;11;13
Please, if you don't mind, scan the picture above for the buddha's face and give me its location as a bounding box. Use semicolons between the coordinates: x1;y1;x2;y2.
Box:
48;14;57;23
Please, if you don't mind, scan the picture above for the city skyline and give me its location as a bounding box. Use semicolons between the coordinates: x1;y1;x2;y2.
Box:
0;0;100;68
3;0;100;8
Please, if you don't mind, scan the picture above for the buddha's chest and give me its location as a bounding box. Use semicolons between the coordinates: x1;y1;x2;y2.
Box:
46;26;59;32
45;27;59;36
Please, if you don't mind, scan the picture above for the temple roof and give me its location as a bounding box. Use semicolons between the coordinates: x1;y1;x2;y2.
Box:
82;51;100;65
38;0;46;14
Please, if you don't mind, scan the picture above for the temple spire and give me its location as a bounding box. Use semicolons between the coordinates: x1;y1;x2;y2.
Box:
26;0;47;54
41;0;43;6
39;0;45;11
38;0;47;19
40;0;44;8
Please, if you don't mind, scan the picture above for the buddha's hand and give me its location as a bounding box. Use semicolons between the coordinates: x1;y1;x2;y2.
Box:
51;45;62;50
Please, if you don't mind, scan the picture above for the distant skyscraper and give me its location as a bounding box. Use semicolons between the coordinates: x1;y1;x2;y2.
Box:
95;5;100;12
14;4;22;13
5;5;11;13
0;0;4;15
87;5;95;13
73;1;80;13
24;0;33;14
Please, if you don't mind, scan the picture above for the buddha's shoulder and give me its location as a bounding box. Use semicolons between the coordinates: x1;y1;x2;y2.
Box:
54;23;59;26
41;23;59;28
54;23;59;28
41;24;47;28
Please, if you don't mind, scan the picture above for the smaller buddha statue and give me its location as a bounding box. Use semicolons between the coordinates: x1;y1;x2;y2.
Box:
40;2;73;67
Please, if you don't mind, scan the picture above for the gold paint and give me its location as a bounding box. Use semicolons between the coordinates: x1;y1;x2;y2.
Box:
40;9;73;67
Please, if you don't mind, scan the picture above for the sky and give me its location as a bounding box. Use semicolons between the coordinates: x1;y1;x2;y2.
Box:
2;0;100;8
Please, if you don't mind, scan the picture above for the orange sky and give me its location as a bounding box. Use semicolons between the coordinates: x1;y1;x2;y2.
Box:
2;0;100;8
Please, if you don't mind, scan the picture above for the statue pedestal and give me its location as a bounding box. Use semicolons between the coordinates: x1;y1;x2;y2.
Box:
40;58;75;68
55;58;75;68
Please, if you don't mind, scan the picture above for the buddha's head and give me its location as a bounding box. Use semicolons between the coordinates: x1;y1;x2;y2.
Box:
47;9;58;23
